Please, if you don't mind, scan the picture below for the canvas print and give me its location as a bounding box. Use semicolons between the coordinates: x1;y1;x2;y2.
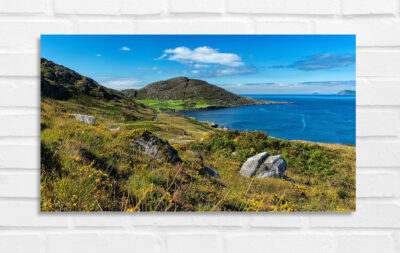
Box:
40;35;355;212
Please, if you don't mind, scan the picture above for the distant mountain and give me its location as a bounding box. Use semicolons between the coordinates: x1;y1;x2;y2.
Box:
122;77;289;111
337;90;356;95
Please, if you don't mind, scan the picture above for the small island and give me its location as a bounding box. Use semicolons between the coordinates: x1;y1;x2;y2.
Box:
337;90;355;95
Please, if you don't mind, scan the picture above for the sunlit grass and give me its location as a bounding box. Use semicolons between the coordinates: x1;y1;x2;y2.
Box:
41;99;355;212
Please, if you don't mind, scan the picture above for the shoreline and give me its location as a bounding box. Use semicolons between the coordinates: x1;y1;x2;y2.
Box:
161;101;296;112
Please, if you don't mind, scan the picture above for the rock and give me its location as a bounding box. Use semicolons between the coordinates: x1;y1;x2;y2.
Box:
257;155;287;179
110;127;122;131
240;153;288;180
282;175;295;184
131;136;182;164
72;114;96;125
203;166;220;179
210;122;218;128
239;152;269;177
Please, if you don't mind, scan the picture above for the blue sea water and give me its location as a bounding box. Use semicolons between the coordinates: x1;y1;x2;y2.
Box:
173;95;356;145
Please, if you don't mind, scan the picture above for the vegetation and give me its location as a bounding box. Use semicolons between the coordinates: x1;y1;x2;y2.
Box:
40;59;355;212
136;99;215;111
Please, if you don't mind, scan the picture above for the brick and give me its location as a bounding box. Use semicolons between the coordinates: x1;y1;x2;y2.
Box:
357;80;400;105
0;201;68;227
132;215;193;226
77;20;134;34
0;53;39;76
0;145;39;169
315;18;400;46
0;172;39;198
54;0;121;15
192;215;248;227
225;234;332;253
255;20;313;34
166;234;222;253
48;233;159;253
0;78;39;107
0;21;72;49
250;213;303;228
73;215;131;227
0;234;45;253
357;142;400;167
310;203;400;228
357;172;399;197
134;215;246;227
0;114;39;137
121;0;164;15
227;0;339;14
358;51;400;77
0;0;47;14
169;0;224;13
357;111;398;137
336;234;396;253
135;20;253;34
342;0;396;15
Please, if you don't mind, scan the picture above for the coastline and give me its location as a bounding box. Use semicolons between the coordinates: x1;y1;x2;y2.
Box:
161;100;296;112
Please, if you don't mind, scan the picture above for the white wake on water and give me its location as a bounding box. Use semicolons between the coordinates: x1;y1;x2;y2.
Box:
300;114;307;132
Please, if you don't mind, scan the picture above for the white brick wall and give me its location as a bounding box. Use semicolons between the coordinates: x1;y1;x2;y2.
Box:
0;0;399;252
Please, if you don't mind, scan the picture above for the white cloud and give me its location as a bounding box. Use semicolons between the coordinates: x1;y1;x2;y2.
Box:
152;67;158;70
120;46;131;51
158;46;244;67
191;70;200;74
102;79;142;90
194;64;210;68
200;67;257;77
96;54;101;57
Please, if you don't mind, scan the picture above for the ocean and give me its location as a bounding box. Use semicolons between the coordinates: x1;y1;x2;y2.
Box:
173;95;356;145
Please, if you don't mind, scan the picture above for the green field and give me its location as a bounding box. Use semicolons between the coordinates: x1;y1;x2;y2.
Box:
136;99;215;111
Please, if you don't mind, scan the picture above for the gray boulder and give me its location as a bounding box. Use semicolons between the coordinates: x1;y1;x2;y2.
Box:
203;166;220;179
257;155;287;179
72;114;96;125
131;136;182;164
240;153;289;181
239;152;269;177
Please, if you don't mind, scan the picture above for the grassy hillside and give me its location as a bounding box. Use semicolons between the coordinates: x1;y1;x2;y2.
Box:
41;99;355;212
40;59;355;212
121;77;285;111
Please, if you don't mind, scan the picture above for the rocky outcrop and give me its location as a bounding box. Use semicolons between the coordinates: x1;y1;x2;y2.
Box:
203;166;220;179
257;155;287;178
239;152;269;177
239;152;292;182
72;114;96;125
131;136;182;164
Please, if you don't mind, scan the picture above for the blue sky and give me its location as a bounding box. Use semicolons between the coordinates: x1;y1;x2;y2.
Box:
41;35;355;94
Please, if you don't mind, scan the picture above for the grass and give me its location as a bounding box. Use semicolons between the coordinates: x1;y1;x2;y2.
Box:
136;99;215;111
41;98;355;212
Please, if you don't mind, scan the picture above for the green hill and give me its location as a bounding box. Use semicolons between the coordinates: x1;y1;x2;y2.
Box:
122;77;288;111
41;58;155;122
